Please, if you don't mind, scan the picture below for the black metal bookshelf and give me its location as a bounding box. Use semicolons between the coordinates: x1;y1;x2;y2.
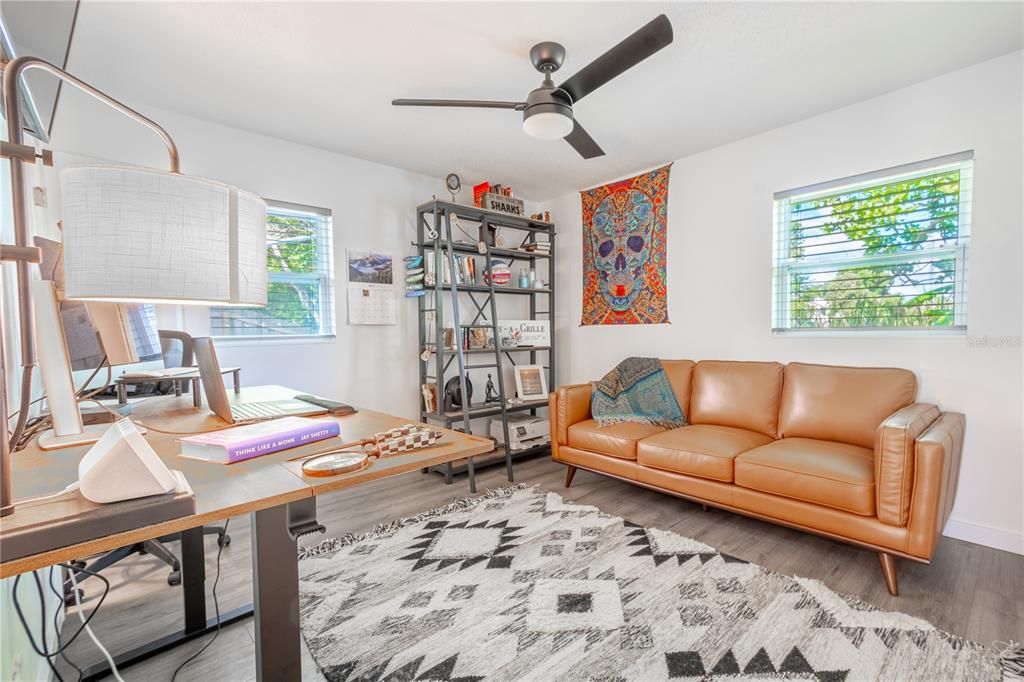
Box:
415;199;554;492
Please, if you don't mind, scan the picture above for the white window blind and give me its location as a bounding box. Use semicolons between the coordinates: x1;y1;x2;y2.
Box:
772;152;972;333
210;200;335;338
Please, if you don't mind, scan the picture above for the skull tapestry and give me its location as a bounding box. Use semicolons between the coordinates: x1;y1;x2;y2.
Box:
581;164;671;325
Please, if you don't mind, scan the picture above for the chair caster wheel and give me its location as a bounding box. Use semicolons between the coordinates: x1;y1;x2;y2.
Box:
218;533;231;547
71;560;86;570
64;588;84;608
167;570;181;586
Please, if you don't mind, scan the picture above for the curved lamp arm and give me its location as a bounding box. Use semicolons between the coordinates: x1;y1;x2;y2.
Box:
0;56;182;516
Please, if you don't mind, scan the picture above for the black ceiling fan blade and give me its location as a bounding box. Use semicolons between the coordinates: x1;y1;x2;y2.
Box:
564;119;605;159
392;99;526;110
558;14;673;104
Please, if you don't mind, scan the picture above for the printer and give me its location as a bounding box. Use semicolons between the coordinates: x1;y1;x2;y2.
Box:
489;414;550;451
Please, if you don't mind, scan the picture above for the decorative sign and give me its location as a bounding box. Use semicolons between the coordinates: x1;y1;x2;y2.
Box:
581;164;671;325
497;320;550;347
481;193;525;217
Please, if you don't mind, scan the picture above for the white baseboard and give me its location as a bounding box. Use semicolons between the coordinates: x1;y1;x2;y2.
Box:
943;518;1024;555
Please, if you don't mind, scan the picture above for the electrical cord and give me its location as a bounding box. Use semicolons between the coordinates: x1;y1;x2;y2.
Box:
47;569;84;682
79;397;265;436
74;356;109;399
67;565;125;682
17;482;81;506
9;365;36;451
11;563;112;670
33;572;64;682
171;517;231;682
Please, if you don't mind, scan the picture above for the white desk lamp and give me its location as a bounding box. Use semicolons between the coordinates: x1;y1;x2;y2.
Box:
1;56;267;514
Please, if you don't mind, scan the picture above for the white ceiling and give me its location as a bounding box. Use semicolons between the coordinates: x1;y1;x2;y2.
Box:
37;1;1024;200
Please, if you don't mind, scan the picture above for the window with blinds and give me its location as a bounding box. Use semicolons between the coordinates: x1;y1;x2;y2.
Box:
210;201;335;338
772;152;972;333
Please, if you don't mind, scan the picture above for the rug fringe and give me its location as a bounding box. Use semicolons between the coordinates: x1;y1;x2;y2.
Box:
297;483;531;560
997;640;1024;679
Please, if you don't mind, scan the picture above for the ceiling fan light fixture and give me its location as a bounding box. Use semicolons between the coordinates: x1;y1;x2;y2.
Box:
524;107;573;139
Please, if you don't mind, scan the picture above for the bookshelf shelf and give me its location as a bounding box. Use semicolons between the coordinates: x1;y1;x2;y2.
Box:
416;241;551;261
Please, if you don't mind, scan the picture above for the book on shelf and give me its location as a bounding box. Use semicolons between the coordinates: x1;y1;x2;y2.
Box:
179;416;341;464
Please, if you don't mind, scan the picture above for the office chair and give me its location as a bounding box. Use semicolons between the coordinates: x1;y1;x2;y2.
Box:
64;330;230;600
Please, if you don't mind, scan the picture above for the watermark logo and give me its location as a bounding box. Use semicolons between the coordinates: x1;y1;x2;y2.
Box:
966;335;1022;348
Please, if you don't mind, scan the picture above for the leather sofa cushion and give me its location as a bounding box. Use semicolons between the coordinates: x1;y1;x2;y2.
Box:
637;424;772;482
661;360;696;418
689;360;784;437
735;438;876;516
778;362;917;449
568;420;666;460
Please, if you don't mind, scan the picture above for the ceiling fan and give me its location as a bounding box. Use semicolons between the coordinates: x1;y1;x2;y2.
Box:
392;14;673;159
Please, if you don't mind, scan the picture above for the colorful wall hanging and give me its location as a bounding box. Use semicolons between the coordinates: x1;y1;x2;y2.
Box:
581;163;671;325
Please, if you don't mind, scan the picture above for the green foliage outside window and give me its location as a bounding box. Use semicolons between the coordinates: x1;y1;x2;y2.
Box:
210;207;333;337
785;170;964;329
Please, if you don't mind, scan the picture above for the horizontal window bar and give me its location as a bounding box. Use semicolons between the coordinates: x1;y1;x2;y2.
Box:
788;178;964;216
786;236;961;259
778;250;959;273
774;150;973;200
774;325;967;333
788;300;956;313
787;280;962;296
265;199;333;217
788;207;963;235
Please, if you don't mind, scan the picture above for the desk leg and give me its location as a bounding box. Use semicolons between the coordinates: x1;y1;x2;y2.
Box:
252;502;303;682
180;527;207;633
117;382;127;405
232;369;241;394
193;378;202;408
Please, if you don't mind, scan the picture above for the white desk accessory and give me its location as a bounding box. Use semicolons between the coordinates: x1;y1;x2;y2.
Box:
78;420;184;504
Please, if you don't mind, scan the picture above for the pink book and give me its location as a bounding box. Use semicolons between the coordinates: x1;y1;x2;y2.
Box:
179;416;340;464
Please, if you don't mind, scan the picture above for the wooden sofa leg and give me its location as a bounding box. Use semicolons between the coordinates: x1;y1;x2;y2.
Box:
564;465;577;488
877;552;899;596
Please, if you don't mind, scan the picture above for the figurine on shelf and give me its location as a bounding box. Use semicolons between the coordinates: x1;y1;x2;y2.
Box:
485;374;500;403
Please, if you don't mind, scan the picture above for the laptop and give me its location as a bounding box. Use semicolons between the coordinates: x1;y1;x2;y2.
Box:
192;337;327;423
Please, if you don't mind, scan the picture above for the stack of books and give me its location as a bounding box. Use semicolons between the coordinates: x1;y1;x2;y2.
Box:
523;240;551;256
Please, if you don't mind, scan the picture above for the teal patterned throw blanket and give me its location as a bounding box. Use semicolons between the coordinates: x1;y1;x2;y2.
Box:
591;357;686;428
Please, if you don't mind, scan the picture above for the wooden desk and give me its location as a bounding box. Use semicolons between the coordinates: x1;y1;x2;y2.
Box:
1;386;493;681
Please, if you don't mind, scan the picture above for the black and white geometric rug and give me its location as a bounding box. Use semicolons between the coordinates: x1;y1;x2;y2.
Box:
298;485;1009;681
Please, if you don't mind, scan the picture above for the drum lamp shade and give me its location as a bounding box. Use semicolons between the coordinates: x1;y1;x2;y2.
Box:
60;165;267;306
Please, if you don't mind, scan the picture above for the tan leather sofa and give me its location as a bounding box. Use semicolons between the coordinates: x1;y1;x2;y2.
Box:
548;360;965;595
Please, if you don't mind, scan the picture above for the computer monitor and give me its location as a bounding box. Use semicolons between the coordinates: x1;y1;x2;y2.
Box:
35;236;162;370
60;300;162;371
32;237;163;449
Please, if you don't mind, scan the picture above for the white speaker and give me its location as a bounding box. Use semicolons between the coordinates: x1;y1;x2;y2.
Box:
78;420;180;503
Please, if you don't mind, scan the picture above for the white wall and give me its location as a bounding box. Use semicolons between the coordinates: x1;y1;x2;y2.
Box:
46;90;457;420
543;52;1024;555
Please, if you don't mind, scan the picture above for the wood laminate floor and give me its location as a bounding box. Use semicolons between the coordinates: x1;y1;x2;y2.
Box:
54;455;1023;681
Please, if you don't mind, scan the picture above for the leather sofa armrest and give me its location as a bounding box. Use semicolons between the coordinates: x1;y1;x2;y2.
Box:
874;403;940;526
906;412;966;559
550;383;592;446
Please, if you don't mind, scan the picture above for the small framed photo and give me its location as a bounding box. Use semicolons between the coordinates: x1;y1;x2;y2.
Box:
467;327;490;349
514;365;548;401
